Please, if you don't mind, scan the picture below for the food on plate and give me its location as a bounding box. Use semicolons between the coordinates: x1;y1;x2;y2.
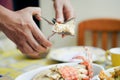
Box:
33;47;93;80
47;18;75;40
72;47;93;79
99;66;120;80
99;70;109;80
52;18;75;36
33;64;89;80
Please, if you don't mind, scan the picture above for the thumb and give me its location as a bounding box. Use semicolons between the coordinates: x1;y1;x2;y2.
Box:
25;7;41;21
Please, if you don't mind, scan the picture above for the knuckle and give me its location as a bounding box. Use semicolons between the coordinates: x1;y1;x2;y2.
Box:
17;20;29;28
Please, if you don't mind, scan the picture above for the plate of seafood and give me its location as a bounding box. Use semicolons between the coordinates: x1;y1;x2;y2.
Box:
92;66;120;80
15;63;104;80
48;46;105;62
15;48;104;80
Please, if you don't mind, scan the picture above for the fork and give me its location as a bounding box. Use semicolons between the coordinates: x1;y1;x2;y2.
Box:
40;16;57;40
41;16;75;25
40;16;54;25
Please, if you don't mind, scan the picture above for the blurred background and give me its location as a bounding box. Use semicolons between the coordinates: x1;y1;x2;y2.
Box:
0;0;120;50
40;0;120;49
0;0;120;80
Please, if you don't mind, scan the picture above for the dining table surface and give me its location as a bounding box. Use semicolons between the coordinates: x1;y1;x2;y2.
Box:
0;35;113;80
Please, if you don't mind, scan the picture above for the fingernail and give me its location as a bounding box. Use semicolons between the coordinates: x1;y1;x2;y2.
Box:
56;18;64;23
35;14;41;20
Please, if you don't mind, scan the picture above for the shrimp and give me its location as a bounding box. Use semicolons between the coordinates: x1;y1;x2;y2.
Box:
72;47;93;79
57;47;93;80
58;66;79;80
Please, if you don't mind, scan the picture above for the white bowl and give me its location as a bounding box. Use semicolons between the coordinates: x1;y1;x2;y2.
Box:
15;63;104;80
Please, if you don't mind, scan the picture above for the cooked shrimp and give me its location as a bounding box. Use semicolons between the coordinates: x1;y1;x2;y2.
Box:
58;66;79;80
72;47;93;79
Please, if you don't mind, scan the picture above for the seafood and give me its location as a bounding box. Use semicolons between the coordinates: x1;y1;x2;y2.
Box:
72;47;93;79
55;47;93;80
33;64;89;80
33;47;93;80
99;67;120;80
48;18;75;40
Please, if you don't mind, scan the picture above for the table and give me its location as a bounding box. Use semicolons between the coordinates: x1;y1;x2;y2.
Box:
0;49;113;80
0;35;112;80
0;48;60;80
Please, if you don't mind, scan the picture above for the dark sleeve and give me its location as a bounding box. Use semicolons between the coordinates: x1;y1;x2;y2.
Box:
12;0;40;28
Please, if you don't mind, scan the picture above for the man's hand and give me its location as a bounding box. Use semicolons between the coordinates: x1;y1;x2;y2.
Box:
0;6;52;58
53;0;75;23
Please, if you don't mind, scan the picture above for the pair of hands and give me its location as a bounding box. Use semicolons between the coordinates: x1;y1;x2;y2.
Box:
0;0;75;58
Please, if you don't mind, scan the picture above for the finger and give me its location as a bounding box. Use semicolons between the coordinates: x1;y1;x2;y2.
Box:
25;7;41;21
25;29;47;53
31;21;52;48
17;41;40;58
53;1;64;23
64;7;75;21
63;0;75;21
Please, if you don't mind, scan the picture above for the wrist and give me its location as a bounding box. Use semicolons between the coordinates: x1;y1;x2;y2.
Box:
0;5;14;24
0;5;15;30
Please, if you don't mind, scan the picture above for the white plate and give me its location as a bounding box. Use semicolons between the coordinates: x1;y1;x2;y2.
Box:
92;66;120;80
15;63;104;80
49;46;105;62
